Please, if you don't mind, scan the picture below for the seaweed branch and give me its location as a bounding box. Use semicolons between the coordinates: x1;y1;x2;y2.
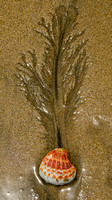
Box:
16;2;88;148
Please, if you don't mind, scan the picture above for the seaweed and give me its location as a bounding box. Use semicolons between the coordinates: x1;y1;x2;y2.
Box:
16;1;88;148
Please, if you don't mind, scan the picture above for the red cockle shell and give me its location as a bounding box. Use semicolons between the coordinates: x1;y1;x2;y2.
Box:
39;148;76;185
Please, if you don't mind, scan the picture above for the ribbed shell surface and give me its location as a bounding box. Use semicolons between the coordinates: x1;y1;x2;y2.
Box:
39;148;76;185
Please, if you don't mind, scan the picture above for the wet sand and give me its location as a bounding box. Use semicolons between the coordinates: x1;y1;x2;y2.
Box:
0;0;112;199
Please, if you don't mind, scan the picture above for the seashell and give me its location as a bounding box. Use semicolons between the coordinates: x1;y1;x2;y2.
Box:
39;148;76;185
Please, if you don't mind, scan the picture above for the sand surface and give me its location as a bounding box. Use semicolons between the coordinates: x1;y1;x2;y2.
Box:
0;0;112;199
